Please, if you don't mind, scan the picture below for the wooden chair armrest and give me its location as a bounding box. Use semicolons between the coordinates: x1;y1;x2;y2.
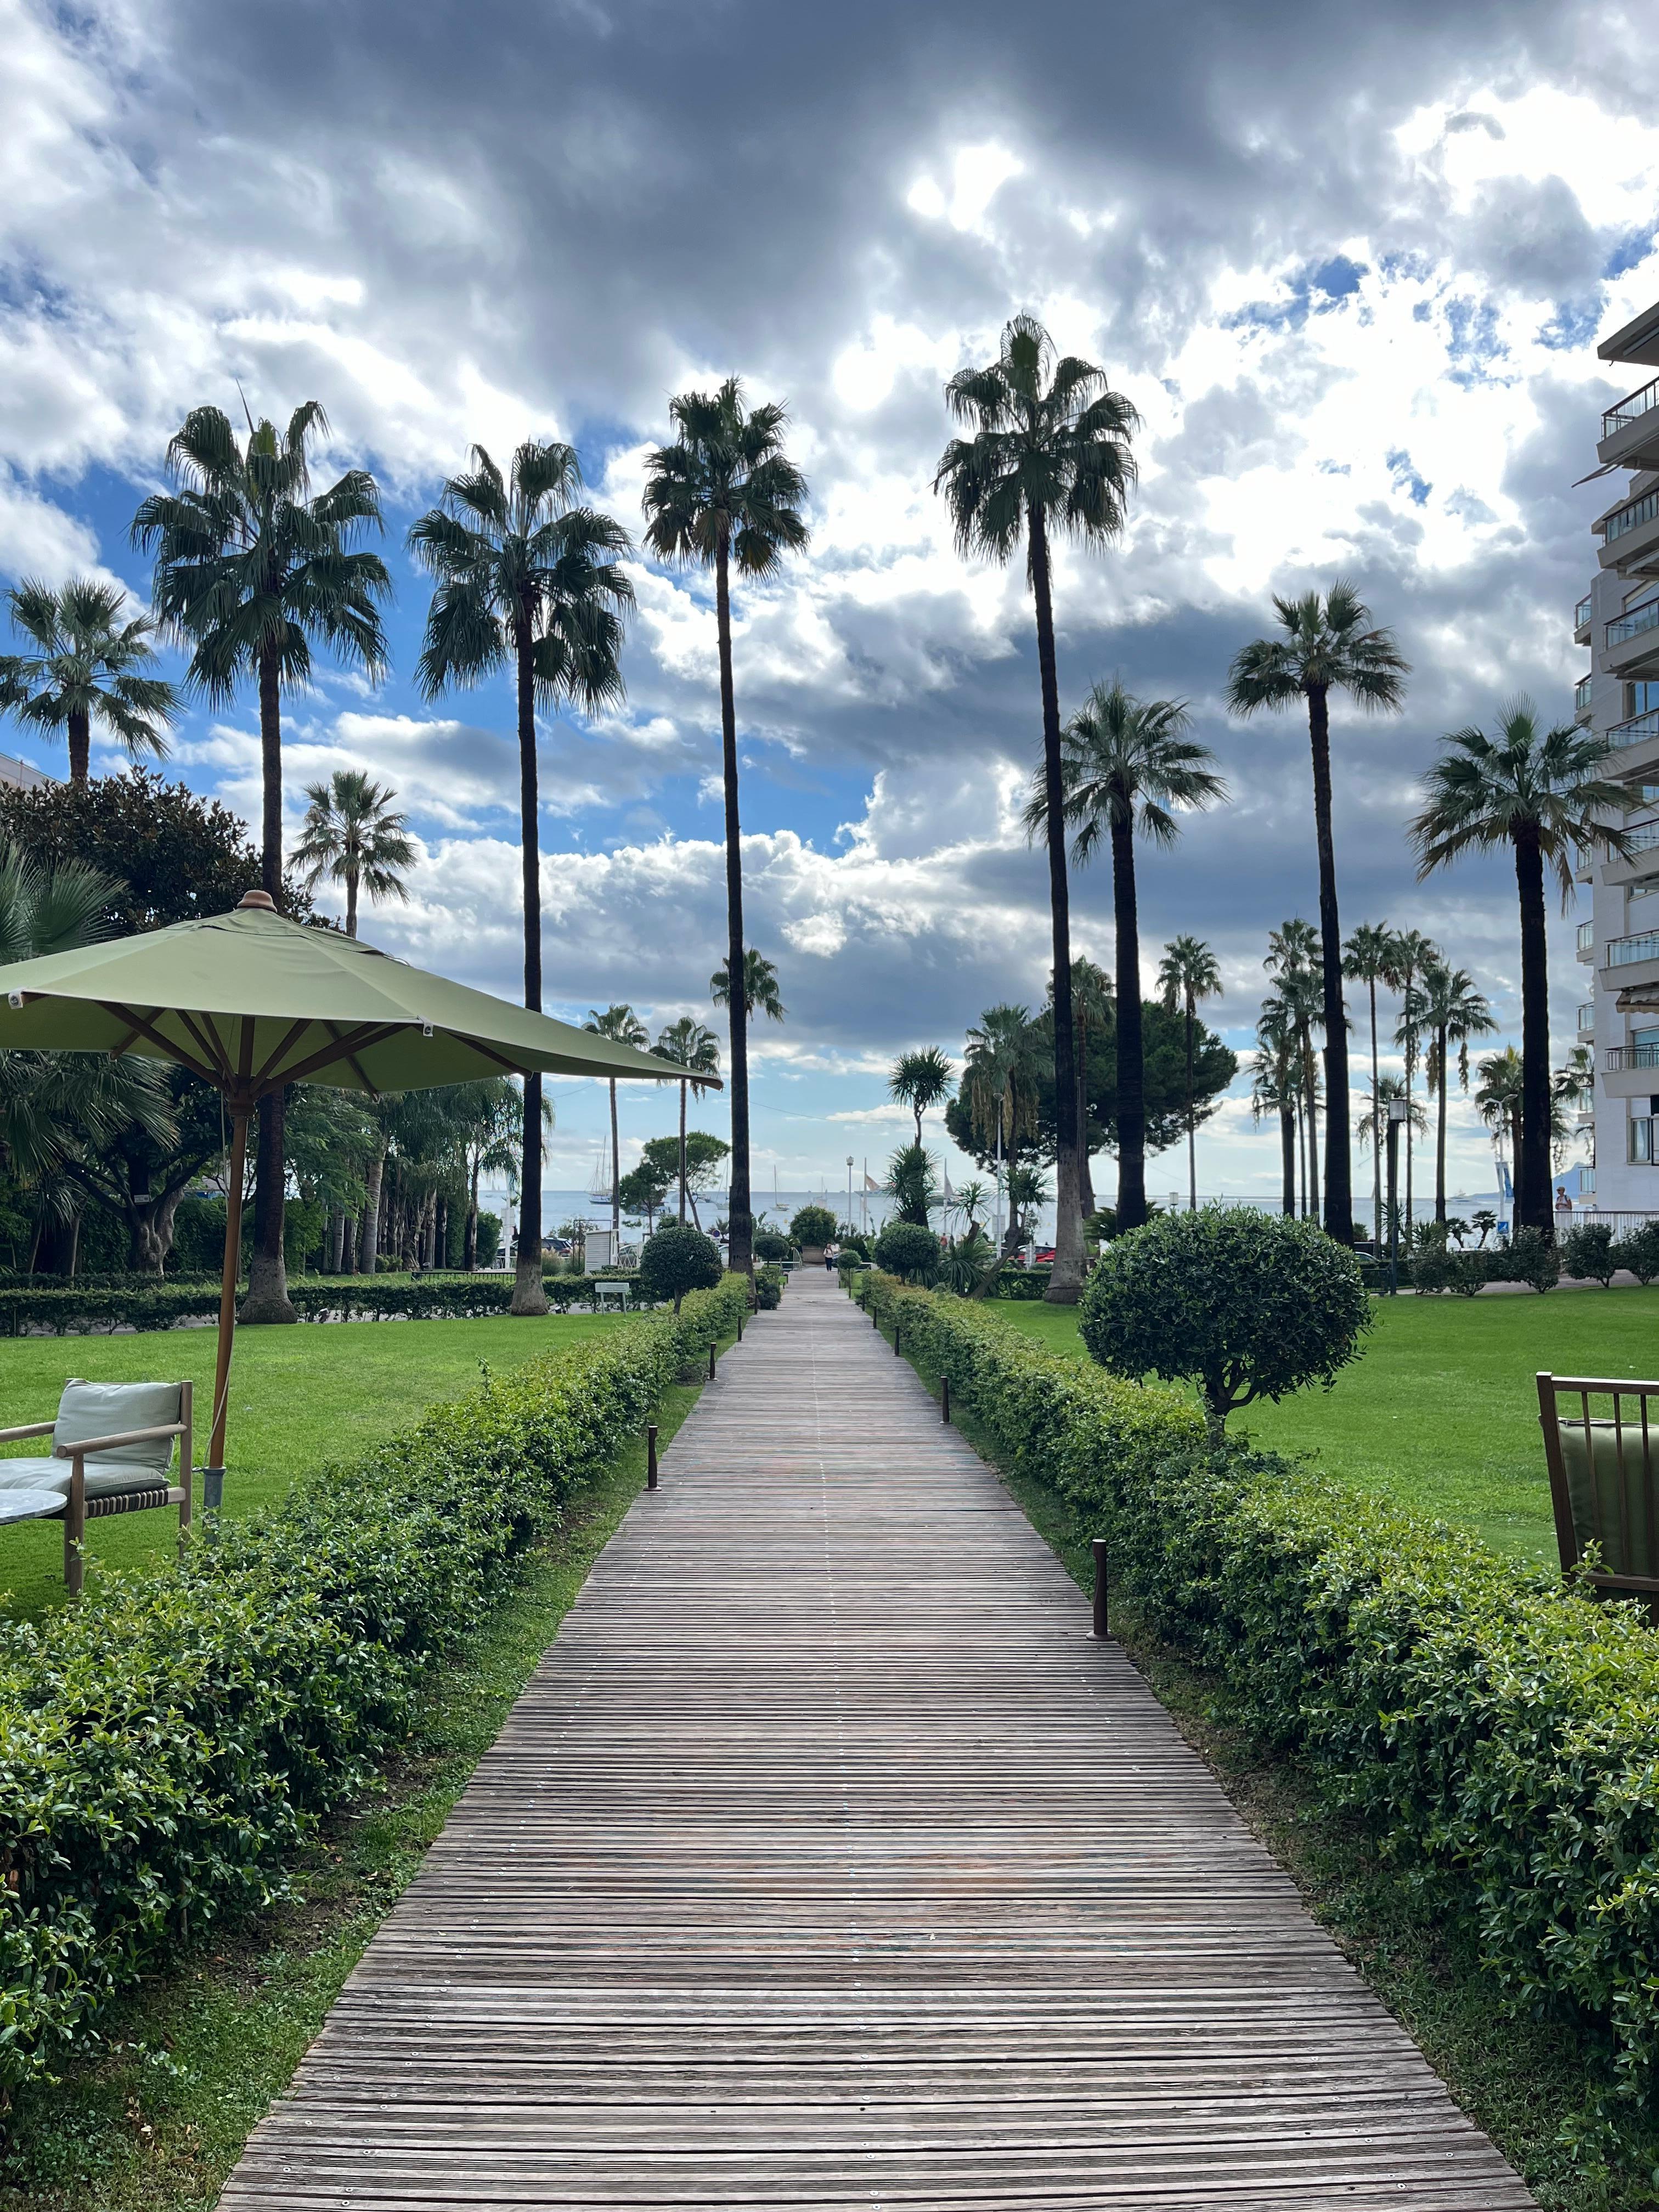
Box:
52;1421;188;1458
0;1420;57;1443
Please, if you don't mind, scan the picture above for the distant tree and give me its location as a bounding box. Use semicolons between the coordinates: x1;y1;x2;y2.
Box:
1412;961;1496;1225
645;381;809;1282
1412;701;1627;1236
1262;921;1324;1220
884;1142;938;1227
618;1158;673;1237
936;314;1138;1304
0;579;177;785
641;1130;730;1232
1251;1004;1302;1219
789;1203;837;1250
1157;934;1223;1212
888;1047;954;1146
1341;919;1395;1246
1384;927;1440;1245
711;947;786;1023
654;1014;721;1224
410;438;633;1314
636;1220;723;1313
955;1003;1044;1253
1227;582;1409;1245
290;769;416;937
583;1004;650;1245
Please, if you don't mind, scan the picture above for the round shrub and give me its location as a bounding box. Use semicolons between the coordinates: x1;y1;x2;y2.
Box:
873;1221;941;1283
1502;1224;1560;1294
636;1223;724;1313
1560;1220;1617;1286
1078;1205;1371;1435
1616;1220;1659;1285
753;1229;794;1264
753;1262;786;1310
789;1204;837;1250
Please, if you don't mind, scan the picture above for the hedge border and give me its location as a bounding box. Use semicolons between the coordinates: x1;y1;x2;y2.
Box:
0;1273;669;1336
857;1269;1659;2138
0;1274;749;2091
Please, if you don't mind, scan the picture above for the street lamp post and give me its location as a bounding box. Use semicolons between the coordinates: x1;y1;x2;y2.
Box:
847;1154;854;1235
1386;1099;1409;1295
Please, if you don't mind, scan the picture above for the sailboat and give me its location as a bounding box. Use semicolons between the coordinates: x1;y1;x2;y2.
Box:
588;1132;612;1207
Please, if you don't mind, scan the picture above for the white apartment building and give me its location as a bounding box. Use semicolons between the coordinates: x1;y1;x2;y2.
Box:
1579;296;1659;1220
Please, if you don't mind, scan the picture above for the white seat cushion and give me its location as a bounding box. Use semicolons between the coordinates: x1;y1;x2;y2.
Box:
53;1380;180;1474
0;1458;67;1499
0;1454;171;1501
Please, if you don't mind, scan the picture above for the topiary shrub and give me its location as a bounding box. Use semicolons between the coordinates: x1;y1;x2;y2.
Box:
789;1204;837;1250
872;1220;941;1283
636;1223;724;1313
1503;1225;1560;1294
1560;1221;1617;1287
1078;1205;1371;1437
1447;1248;1488;1297
753;1262;786;1310
753;1229;794;1265
1617;1220;1659;1285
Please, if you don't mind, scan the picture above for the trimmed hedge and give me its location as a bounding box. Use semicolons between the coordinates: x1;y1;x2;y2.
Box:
861;1272;1659;2130
0;1272;665;1336
0;1274;748;2091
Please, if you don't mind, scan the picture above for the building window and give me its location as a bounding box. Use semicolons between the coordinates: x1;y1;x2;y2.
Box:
1633;1118;1659;1164
1629;683;1659;718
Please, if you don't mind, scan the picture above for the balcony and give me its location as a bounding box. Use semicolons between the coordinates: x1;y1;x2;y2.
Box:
1607;1043;1659;1070
1576;592;1594;644
1579;918;1598;960
1598;486;1659;577
1576;672;1593;723
1607;929;1659;967
1599;376;1659;473
1579;1001;1596;1033
1612;709;1659;753
1606;595;1659;680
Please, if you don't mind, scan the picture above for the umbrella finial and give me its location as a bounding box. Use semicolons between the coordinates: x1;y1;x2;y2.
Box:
238;890;276;911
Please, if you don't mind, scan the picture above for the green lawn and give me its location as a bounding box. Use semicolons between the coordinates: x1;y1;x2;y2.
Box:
0;1313;630;1620
988;1288;1659;1562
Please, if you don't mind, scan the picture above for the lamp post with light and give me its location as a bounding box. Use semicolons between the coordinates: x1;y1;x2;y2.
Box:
1386;1098;1410;1295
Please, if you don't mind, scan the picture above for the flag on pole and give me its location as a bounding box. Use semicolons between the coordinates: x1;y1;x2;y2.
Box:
864;1172;881;1190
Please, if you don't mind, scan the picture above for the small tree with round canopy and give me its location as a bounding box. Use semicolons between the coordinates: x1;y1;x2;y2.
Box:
637;1221;723;1313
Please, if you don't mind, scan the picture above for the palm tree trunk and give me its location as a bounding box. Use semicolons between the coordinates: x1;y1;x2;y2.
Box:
67;708;91;786
1028;507;1083;1297
1110;813;1147;1230
1306;681;1352;1242
465;1156;479;1272
609;1077;621;1246
345;866;359;939
1076;1039;1096;1217
715;531;752;1282
1184;1002;1197;1210
679;1079;689;1225
1279;1106;1296;1215
1435;1023;1449;1226
1303;1030;1321;1220
1514;826;1554;1235
1368;978;1382;1247
243;645;296;1323
512;624;549;1314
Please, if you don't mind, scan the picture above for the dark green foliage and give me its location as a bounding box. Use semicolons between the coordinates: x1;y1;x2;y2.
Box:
1560;1222;1617;1288
1504;1226;1560;1294
788;1204;836;1250
989;1265;1053;1300
0;1272;696;1335
1447;1249;1488;1297
861;1273;1659;2146
883;1143;937;1226
753;1262;786;1311
872;1221;940;1282
1616;1221;1659;1286
1079;1206;1371;1430
0;1278;746;2092
752;1230;794;1263
636;1222;723;1312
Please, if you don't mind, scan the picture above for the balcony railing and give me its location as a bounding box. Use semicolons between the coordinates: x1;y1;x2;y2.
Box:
1605;376;1659;438
1626;822;1659;855
1612;712;1659;752
1579;1002;1596;1032
1578;918;1597;957
1604;488;1659;544
1576;673;1593;719
1576;592;1594;630
1607;930;1659;967
1608;597;1659;648
1608;1043;1659;1069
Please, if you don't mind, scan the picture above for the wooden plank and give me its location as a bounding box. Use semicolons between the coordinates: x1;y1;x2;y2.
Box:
220;1270;1534;2210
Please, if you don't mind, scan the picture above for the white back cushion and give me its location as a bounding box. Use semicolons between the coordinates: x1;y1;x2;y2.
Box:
54;1380;180;1471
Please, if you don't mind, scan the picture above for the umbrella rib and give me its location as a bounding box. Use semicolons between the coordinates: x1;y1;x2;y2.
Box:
266;1022;404;1091
99;1002;218;1087
253;1017;315;1090
178;1008;235;1083
323;1022;382;1098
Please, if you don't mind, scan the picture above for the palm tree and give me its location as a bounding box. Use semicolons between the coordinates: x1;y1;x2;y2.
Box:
889;1047;954;1146
583;1005;650;1245
644;381;809;1281
1024;679;1224;1234
935;315;1138;1302
1383;928;1438;1249
956;1180;988;1232
409;441;633;1314
1358;1073;1427;1247
1410;699;1629;1235
1341;921;1395;1246
1412;961;1497;1226
1264;921;1324;1218
0;580;177;785
1156;935;1223;1211
711;948;786;1023
133;399;391;1325
1475;1046;1526;1194
962;1005;1045;1255
653;1015;721;1225
1227;583;1409;1243
1251;1005;1302;1217
1065;957;1113;1217
290;769;417;937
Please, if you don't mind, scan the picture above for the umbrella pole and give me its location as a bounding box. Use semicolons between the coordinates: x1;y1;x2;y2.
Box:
205;1109;250;1504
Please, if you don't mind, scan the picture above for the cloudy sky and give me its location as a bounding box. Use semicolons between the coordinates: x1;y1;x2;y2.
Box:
0;0;1652;1207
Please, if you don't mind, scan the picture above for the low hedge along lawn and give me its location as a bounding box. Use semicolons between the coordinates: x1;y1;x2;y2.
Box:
0;1274;749;2095
0;1272;666;1336
863;1271;1659;2135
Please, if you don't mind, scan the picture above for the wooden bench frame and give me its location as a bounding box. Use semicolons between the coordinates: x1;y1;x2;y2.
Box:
1537;1369;1659;1599
0;1380;193;1595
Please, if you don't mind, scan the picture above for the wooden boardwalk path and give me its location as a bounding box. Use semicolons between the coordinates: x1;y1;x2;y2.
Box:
223;1268;1533;2209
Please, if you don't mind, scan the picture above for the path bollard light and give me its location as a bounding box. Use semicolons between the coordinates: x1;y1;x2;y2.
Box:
646;1424;658;1489
1092;1537;1109;1639
737;1311;744;1341
708;1339;717;1381
893;1316;902;1357
941;1374;951;1424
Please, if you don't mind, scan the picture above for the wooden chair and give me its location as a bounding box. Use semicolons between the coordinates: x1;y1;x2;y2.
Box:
1537;1371;1659;1600
0;1378;194;1595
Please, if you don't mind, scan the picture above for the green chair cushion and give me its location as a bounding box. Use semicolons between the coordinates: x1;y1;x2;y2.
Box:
1559;1421;1659;1580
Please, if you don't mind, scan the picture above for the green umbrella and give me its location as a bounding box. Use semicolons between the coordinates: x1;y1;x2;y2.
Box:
0;891;708;1483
